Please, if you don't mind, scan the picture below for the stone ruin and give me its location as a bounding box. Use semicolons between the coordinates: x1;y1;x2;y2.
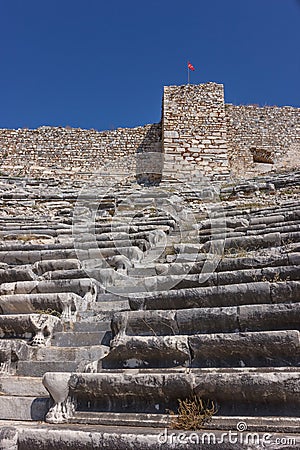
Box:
0;82;299;182
0;83;299;449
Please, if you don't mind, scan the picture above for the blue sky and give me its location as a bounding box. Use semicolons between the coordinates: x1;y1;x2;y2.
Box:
0;0;299;130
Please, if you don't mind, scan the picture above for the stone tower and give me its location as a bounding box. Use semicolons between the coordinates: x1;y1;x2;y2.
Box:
162;82;230;182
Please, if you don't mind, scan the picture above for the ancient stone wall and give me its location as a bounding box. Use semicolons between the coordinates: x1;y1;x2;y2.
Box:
226;104;300;178
0;123;162;180
0;82;299;183
162;83;230;182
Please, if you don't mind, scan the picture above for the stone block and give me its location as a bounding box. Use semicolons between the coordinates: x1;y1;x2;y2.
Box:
190;330;300;367
163;131;179;139
0;396;50;421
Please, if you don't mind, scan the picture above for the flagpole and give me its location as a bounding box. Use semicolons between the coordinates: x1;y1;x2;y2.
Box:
188;62;190;85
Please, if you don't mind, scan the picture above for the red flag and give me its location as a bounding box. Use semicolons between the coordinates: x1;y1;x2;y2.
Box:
188;61;195;71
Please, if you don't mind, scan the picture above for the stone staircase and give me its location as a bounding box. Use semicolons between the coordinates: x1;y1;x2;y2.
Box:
0;178;178;429
0;172;299;448
45;175;300;427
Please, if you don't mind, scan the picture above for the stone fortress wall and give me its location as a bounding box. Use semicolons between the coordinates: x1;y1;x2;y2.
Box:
0;82;299;182
162;83;230;182
0;124;162;180
226;104;300;178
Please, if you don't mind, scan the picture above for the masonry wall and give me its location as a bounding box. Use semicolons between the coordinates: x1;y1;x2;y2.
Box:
226;104;300;178
162;83;230;182
0;83;299;183
0;123;162;180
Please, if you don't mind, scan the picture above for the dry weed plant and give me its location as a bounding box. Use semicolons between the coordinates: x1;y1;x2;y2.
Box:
168;395;218;430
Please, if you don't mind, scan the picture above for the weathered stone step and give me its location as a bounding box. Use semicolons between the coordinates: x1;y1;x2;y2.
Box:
52;331;111;347
90;229;166;245
94;291;128;302
0;266;37;283
0;243;146;265
119;265;300;293
33;258;81;275
72;321;111;332
129;281;300;310
0;222;70;231
89;298;129;310
77;246;144;263
17;361;86;377
84;223;171;235
111;303;300;337
153;252;300;276
199;231;244;244
247;223;300;235
69;412;300;433
75;238;150;251
0;292;81;319
86;302;129;321
0;395;49;420
199;223;300;243
102;330;300;369
43;368;300;423
250;212;300;225
0;248;77;264
249;214;286;226
29;344;109;362
1;420;299;449
70;411;169;428
42;267;135;290
211;202;300;219
0;375;47;397
0;241;75;252
0;278;100;300
94;218;175;230
0;229;60;238
201;231;300;253
196;217;249;231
